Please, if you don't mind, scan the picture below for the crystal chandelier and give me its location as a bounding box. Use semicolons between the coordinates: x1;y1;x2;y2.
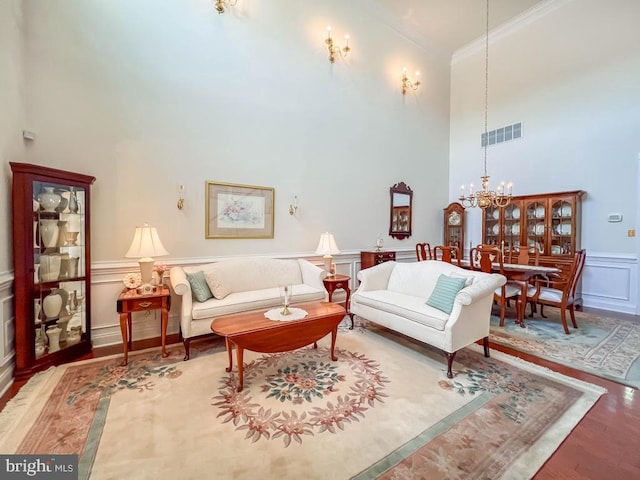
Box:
459;0;512;210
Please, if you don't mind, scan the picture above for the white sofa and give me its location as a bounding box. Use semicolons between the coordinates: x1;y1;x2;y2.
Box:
351;260;506;378
170;257;328;359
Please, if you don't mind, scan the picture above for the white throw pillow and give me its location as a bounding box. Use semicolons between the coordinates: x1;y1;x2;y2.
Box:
449;272;474;286
204;272;231;300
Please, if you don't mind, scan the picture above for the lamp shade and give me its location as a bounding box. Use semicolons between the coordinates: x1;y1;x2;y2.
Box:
315;232;340;256
125;224;169;259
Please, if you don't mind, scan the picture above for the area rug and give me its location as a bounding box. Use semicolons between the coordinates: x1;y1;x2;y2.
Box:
490;308;640;389
0;322;605;479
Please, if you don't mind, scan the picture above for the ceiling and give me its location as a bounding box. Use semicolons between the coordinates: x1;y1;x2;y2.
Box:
372;0;546;55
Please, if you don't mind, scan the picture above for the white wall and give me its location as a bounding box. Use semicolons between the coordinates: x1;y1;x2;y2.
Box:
449;0;640;313
17;0;450;263
0;0;25;273
0;0;25;394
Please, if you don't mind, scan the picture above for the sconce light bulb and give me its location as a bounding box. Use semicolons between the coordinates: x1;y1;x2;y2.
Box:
403;66;408;72
326;26;332;38
415;71;420;77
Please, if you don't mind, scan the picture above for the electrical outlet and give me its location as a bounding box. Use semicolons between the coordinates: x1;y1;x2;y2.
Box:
628;229;636;237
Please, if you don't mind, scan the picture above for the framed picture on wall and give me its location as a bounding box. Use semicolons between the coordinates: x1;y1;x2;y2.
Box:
205;181;275;239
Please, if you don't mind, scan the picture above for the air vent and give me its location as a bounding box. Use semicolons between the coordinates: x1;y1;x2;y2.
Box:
481;122;522;147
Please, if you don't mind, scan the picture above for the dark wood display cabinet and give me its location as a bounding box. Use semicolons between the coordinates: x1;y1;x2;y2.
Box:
361;251;396;270
10;162;96;380
481;190;585;267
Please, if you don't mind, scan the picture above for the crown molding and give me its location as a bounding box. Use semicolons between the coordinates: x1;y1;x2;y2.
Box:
452;0;573;65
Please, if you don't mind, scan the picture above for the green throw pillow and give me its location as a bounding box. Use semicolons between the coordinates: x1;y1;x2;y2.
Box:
426;274;467;314
186;271;213;302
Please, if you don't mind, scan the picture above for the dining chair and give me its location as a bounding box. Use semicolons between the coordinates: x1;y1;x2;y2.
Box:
469;245;523;326
415;243;432;262
432;245;461;266
526;249;587;334
504;244;540;266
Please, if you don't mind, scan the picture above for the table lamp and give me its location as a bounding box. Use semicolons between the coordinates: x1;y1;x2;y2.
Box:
125;223;169;293
315;232;340;276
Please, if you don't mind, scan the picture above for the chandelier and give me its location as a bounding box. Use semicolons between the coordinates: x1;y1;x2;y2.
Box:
459;0;512;210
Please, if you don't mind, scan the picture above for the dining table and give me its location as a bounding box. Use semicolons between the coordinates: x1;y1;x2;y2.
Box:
458;260;560;327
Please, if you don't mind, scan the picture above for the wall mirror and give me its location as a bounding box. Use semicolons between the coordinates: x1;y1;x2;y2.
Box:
389;182;413;239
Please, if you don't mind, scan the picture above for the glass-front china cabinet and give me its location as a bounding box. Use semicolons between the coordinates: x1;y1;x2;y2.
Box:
481;190;585;264
10;162;95;379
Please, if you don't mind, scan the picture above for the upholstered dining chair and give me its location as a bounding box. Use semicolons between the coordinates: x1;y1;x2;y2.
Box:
469;244;523;326
526;249;587;334
432;245;461;266
415;242;432;262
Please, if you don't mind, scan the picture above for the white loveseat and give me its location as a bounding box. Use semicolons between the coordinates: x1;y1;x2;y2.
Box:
351;260;506;378
170;257;328;359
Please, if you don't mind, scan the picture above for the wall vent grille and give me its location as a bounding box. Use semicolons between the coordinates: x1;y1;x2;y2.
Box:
481;122;522;147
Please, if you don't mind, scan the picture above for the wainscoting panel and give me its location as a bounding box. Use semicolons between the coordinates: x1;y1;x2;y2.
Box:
0;272;15;397
581;252;638;314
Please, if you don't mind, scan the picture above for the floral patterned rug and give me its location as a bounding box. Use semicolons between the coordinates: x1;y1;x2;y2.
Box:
0;322;605;479
489;308;640;388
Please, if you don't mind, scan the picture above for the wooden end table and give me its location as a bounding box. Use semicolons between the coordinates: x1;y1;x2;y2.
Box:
323;274;355;329
116;286;171;366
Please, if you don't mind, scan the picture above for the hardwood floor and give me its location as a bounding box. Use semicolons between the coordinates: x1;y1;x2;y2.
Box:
1;312;638;479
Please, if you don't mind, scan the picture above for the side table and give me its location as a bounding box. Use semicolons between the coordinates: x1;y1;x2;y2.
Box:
116;286;171;366
322;274;355;329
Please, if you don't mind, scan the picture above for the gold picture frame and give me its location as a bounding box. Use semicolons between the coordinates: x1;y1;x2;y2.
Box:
206;181;275;239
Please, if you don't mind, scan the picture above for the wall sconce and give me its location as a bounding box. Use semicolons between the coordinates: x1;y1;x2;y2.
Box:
325;26;350;64
289;195;298;216
177;184;185;210
401;67;421;95
214;0;237;14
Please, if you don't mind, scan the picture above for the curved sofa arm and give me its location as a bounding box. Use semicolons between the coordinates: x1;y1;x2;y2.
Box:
455;273;506;306
169;266;193;338
298;259;327;296
355;261;396;293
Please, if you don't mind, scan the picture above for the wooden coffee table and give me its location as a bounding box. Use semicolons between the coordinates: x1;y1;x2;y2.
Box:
210;301;346;392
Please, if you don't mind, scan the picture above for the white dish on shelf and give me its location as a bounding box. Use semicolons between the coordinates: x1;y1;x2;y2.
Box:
561;223;572;235
492;209;499;220
511;223;520;235
511;207;520;219
492;223;500;235
528;239;543;253
551;245;562;254
535;206;545;218
535;223;545;235
561;204;572;217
